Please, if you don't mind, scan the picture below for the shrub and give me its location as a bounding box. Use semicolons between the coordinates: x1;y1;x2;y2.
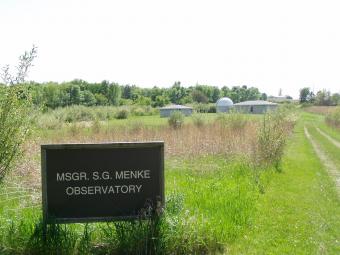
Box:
193;103;210;113
168;111;184;129
254;109;293;170
0;86;33;183
36;114;62;130
208;104;216;113
131;107;146;116
130;106;158;116
325;106;340;128
115;109;129;119
216;111;247;130
0;46;37;184
66;105;95;122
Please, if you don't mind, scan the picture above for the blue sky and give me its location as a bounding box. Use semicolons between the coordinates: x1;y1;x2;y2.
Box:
1;0;340;98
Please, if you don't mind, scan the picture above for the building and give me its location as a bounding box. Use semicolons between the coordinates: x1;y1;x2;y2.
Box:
159;104;193;117
216;97;234;113
234;100;278;114
267;96;294;103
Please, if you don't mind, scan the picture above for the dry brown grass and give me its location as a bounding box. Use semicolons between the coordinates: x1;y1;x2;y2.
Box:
11;121;257;188
38;122;258;158
11;112;296;192
304;106;338;115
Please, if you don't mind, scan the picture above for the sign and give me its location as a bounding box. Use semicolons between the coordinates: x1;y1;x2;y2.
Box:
41;142;164;223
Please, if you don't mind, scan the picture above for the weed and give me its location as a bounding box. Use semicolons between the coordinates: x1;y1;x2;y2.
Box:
254;109;294;170
91;119;101;134
168;111;184;129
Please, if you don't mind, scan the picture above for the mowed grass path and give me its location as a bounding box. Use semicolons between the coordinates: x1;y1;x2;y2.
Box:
229;113;340;254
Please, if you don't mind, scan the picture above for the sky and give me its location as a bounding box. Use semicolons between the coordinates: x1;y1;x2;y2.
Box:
1;0;340;98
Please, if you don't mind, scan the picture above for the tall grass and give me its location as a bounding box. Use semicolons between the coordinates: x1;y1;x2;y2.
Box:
0;110;297;254
325;106;340;129
304;105;338;115
254;110;292;170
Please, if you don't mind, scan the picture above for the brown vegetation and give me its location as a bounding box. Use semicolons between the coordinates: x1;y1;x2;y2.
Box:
304;106;338;115
14;112;296;193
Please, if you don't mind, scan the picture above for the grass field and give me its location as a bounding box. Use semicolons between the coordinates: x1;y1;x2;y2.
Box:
228;112;340;254
0;108;339;254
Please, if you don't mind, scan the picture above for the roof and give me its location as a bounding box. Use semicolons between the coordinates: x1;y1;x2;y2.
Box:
160;104;193;110
216;97;233;106
234;100;278;106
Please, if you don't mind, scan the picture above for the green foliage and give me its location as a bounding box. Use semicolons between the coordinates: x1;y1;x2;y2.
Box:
216;111;248;130
229;117;340;254
299;87;314;103
82;90;96;106
0;46;36;184
191;89;209;103
222;85;261;103
0;86;32;183
115;108;129;119
107;83;121;106
27;80;268;110
168;111;184;129
255;109;293;170
315;89;332;106
193;103;216;113
94;93;108;105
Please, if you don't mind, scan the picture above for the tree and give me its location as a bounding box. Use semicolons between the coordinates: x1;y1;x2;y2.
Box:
260;93;267;100
70;85;81;105
167;81;187;104
107;83;121;106
1;45;37;85
153;95;169;107
299;87;314;103
331;93;340;105
191;90;208;103
0;45;37;184
315;90;331;106
82;90;97;106
94;93;109;105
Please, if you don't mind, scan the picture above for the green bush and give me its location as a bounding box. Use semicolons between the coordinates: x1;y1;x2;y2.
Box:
131;107;147;116
193;103;216;113
168;111;184;129
115;109;129;119
216;111;247;130
0;86;33;183
255;109;293;170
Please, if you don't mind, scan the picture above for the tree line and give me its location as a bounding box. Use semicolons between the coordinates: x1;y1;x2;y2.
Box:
299;87;340;106
0;80;267;109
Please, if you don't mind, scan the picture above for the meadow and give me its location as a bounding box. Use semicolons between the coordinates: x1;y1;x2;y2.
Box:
0;106;339;254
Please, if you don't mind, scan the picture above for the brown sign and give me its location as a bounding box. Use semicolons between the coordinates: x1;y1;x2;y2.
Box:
41;142;164;223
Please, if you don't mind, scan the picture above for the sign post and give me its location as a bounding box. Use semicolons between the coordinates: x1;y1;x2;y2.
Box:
41;142;164;224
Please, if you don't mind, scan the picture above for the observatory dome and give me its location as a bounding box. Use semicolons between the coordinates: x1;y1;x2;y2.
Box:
216;97;234;113
216;97;233;106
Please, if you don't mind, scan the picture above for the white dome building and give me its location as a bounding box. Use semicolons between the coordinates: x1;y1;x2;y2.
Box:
216;97;234;113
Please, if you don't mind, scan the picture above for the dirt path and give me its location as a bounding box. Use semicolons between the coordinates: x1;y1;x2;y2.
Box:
316;127;340;149
304;126;340;196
